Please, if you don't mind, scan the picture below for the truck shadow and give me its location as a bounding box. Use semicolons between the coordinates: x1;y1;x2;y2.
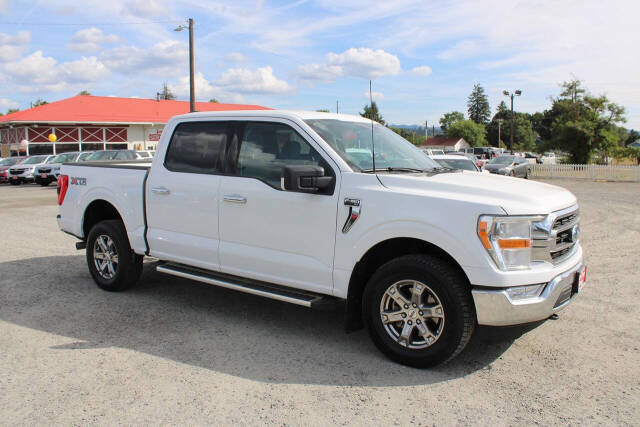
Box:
0;255;541;387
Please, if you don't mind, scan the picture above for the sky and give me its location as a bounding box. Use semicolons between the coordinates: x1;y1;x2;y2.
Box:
1;0;639;128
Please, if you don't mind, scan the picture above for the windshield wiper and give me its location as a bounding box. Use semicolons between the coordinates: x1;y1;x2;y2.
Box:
360;167;431;173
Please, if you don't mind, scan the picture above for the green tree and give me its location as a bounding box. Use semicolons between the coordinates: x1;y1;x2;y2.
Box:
446;119;487;147
439;111;464;132
158;82;176;100
626;129;640;146
315;109;330;112
467;84;490;124
78;90;91;96
209;98;219;103
390;127;424;146
360;101;385;125
496;100;508;115
7;108;19;114
32;98;48;107
549;80;626;163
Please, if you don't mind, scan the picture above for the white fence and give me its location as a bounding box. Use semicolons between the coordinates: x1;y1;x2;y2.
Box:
531;163;640;182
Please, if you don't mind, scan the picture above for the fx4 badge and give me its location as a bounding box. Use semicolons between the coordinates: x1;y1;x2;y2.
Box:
342;198;361;233
70;177;87;185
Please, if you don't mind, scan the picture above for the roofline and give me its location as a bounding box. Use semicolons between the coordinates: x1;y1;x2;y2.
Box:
0;121;166;126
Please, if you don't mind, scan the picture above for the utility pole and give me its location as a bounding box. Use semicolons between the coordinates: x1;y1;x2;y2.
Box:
497;118;503;148
174;19;196;112
425;120;428;142
503;90;521;155
336;100;339;114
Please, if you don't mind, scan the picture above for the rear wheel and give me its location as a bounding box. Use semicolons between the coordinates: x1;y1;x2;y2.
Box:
524;168;530;179
508;170;515;177
9;179;20;185
39;181;50;186
363;254;475;368
86;220;143;291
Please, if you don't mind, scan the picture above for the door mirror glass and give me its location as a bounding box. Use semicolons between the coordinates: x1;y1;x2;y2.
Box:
283;165;334;193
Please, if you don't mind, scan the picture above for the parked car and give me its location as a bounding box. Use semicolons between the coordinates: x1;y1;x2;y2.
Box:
135;150;155;159
429;154;485;173
422;148;445;156
483;155;531;178
0;156;25;184
57;110;585;368
85;150;137;161
34;152;82;186
542;152;557;165
8;155;55;185
449;152;485;169
524;152;542;164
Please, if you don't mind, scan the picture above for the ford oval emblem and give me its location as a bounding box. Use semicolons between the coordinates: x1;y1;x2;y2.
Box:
571;224;580;242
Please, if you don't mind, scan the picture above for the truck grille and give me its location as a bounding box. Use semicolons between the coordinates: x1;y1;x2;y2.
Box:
532;206;580;265
9;169;23;175
39;168;51;173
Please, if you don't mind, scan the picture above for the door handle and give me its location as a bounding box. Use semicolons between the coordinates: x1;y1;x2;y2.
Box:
151;187;170;195
224;194;247;204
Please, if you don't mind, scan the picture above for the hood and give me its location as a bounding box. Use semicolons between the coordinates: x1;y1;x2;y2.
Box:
377;171;576;215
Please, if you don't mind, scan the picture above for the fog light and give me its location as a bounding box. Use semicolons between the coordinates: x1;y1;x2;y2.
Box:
506;284;544;300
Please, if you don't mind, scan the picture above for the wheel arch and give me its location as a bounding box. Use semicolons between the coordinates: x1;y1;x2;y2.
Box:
344;237;471;332
82;199;125;239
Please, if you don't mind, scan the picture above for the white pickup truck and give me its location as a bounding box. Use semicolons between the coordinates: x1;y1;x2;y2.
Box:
57;110;586;367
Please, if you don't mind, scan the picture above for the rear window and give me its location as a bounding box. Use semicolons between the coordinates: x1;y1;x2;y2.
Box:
164;122;228;174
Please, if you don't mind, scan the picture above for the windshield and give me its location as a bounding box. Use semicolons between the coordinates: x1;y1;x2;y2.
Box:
77;152;93;161
489;156;515;165
0;157;21;166
50;153;78;163
434;158;478;171
22;155;49;164
86;150;135;161
304;119;441;172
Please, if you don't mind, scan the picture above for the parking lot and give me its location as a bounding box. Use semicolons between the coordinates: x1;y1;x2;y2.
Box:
1;180;638;425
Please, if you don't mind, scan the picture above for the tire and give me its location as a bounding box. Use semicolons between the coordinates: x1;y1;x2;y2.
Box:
524;169;530;179
86;219;143;291
508;170;515;177
362;254;475;368
39;181;50;186
9;180;20;185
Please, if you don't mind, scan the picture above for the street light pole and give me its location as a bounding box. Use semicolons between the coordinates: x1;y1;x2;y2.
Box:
188;18;195;112
175;18;196;112
503;89;522;154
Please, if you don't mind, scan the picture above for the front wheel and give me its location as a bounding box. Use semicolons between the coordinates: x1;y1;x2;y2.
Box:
524;169;530;179
363;254;475;368
86;220;143;291
9;180;20;185
39;181;51;186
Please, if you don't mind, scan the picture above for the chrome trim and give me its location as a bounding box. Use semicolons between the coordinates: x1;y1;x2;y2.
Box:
342;198;361;234
157;264;312;307
151;186;171;195
532;205;580;265
472;260;585;326
223;194;247;204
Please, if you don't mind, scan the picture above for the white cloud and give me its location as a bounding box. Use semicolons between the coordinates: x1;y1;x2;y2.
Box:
122;0;167;17
296;63;344;82
3;51;108;93
0;98;19;110
298;47;401;82
436;39;481;61
410;65;432;76
0;0;9;13
225;52;248;63
101;40;187;76
0;31;31;61
68;27;121;52
215;66;293;94
327;48;401;79
170;72;246;103
363;91;384;101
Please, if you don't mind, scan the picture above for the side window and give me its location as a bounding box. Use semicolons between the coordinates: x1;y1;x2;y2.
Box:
165;122;228;174
235;122;328;189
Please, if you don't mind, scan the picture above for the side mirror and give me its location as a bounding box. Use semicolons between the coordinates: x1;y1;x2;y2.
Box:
283;165;334;193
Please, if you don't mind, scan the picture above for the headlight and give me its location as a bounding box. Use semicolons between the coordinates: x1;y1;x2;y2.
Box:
477;215;545;270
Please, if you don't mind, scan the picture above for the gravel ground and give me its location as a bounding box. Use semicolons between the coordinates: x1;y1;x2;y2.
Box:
0;180;638;425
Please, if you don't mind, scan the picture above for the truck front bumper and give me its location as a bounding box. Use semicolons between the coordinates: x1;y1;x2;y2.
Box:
472;260;586;326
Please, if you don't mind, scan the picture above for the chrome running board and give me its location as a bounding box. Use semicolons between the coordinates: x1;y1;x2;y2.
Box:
156;262;335;309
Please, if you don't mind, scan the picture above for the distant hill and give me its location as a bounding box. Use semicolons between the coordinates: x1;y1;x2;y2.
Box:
389;124;442;136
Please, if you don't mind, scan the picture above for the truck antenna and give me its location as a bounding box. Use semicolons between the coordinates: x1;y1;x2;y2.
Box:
369;80;376;174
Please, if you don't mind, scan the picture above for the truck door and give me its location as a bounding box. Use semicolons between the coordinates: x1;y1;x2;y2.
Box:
146;121;229;271
218;120;340;295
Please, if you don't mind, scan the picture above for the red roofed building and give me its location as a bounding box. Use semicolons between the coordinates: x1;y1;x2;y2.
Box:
0;95;270;157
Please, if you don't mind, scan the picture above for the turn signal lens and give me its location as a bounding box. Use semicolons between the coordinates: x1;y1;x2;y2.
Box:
478;221;491;249
57;175;69;205
497;238;531;249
